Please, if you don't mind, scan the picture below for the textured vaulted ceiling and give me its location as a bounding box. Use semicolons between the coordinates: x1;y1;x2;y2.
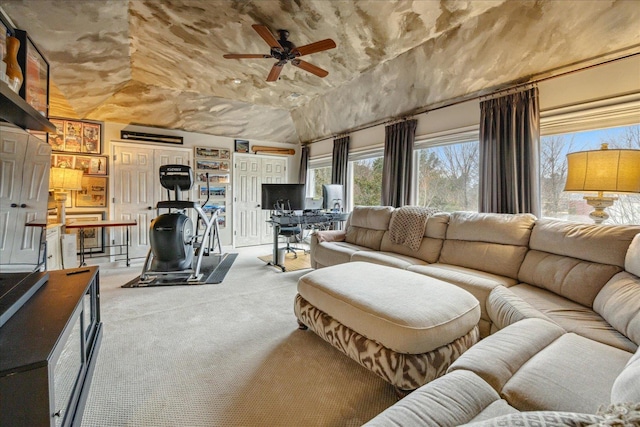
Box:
3;1;640;144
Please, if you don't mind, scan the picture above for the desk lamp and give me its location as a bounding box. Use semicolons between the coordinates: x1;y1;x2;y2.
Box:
564;143;640;224
49;167;83;224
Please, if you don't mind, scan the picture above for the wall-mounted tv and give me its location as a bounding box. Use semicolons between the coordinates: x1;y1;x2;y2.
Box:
261;183;306;211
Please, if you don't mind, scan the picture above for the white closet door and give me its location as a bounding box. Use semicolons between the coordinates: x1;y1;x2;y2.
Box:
112;143;191;259
233;154;287;247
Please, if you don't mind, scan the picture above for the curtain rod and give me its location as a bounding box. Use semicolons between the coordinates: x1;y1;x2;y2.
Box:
302;48;640;146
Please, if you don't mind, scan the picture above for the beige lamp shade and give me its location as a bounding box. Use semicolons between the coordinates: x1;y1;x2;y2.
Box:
564;148;640;194
49;167;84;191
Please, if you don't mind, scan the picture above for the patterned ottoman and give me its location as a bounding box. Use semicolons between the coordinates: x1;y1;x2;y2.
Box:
294;262;481;394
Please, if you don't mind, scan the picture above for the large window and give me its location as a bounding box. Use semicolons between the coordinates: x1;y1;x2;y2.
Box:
307;165;331;198
415;141;479;211
541;124;639;224
351;156;383;206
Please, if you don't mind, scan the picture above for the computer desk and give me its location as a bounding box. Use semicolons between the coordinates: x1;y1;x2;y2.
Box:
266;212;349;271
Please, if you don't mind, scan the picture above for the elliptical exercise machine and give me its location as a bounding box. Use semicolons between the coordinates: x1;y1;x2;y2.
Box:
138;164;222;285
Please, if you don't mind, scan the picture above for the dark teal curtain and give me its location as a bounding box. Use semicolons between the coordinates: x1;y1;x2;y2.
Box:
479;87;540;217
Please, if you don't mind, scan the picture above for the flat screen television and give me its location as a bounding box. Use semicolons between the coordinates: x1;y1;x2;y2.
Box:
322;184;344;211
261;183;306;211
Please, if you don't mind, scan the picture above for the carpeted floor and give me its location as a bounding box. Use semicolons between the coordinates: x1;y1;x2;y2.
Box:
82;245;396;427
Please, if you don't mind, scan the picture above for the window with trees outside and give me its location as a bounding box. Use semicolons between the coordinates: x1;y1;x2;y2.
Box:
307;166;331;197
415;141;479;212
351;156;384;206
541;124;639;225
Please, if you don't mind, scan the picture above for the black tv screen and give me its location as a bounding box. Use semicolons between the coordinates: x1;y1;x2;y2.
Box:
261;184;306;211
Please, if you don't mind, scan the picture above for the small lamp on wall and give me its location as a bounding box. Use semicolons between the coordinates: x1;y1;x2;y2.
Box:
49;167;83;224
564;143;640;224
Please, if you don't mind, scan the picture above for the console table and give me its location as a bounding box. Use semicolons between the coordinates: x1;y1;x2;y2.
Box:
65;220;137;267
0;267;102;426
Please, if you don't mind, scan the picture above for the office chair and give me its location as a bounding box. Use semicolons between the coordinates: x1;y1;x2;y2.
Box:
279;226;303;258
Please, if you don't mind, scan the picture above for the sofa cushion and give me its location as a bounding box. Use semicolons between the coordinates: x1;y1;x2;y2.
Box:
518;250;622;308
448;318;566;393
312;241;371;268
297;262;480;354
380;232;444;264
508;284;637;352
625;233;640;276
350;250;428;269
611;347;640;403
461;411;604;427
363;370;518;427
438;212;535;279
501;333;631;413
593;271;640;347
408;264;517;337
529;219;640;268
486;286;557;332
344;206;394;250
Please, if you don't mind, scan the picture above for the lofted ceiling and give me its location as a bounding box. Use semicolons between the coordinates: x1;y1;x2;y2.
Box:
3;0;640;144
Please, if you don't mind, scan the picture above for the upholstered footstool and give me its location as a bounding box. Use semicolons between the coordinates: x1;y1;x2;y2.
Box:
294;262;481;394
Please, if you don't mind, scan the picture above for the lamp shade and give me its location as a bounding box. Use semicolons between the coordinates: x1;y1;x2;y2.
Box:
564;148;640;194
49;167;83;191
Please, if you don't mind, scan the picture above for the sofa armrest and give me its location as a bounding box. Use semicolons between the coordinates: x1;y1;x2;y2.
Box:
448;318;565;393
315;230;346;243
364;370;515;427
487;286;557;332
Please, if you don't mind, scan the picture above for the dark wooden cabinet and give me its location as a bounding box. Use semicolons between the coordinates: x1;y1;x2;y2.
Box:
0;267;102;427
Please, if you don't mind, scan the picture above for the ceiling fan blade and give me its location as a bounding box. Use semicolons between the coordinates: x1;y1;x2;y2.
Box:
223;53;272;59
252;24;283;50
266;62;285;82
293;39;336;57
291;59;329;78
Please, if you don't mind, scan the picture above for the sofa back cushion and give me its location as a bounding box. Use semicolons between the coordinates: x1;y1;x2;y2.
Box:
345;206;394;250
594;271;640;347
438;212;536;279
519;220;640;307
380;212;449;263
625;233;640;277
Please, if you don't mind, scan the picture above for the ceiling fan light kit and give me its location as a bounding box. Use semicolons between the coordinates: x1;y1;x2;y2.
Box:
223;24;336;82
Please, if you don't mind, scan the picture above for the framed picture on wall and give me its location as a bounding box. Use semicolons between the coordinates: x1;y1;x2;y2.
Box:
74;155;108;175
66;212;105;253
49;117;103;154
75;176;107;208
15;29;49;117
234;139;249;153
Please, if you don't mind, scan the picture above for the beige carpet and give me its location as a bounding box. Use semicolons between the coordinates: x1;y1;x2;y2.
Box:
258;250;312;272
81;245;395;427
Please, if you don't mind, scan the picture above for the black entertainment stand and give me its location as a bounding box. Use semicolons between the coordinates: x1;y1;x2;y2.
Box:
0;267;102;427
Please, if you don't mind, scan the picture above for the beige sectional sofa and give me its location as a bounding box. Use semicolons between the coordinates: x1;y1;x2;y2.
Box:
309;206;640;424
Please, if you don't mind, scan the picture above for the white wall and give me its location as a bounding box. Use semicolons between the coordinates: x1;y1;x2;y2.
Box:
308;55;640;158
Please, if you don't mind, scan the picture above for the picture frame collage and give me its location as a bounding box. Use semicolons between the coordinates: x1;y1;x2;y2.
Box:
49;118;108;209
194;146;229;229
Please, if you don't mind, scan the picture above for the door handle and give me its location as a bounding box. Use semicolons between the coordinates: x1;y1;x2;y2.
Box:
20;203;27;208
10;203;17;208
148;206;153;210
256;204;261;208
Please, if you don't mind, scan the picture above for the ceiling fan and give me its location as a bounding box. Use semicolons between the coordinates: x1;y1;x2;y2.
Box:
223;24;336;82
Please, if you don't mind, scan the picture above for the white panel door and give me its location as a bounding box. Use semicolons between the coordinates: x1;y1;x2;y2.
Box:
112;143;191;260
234;155;261;247
113;144;155;259
260;157;287;244
233;154;287;247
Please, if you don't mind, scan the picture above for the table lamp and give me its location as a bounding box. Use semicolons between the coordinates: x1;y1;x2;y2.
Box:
564;143;640;224
49;167;83;224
